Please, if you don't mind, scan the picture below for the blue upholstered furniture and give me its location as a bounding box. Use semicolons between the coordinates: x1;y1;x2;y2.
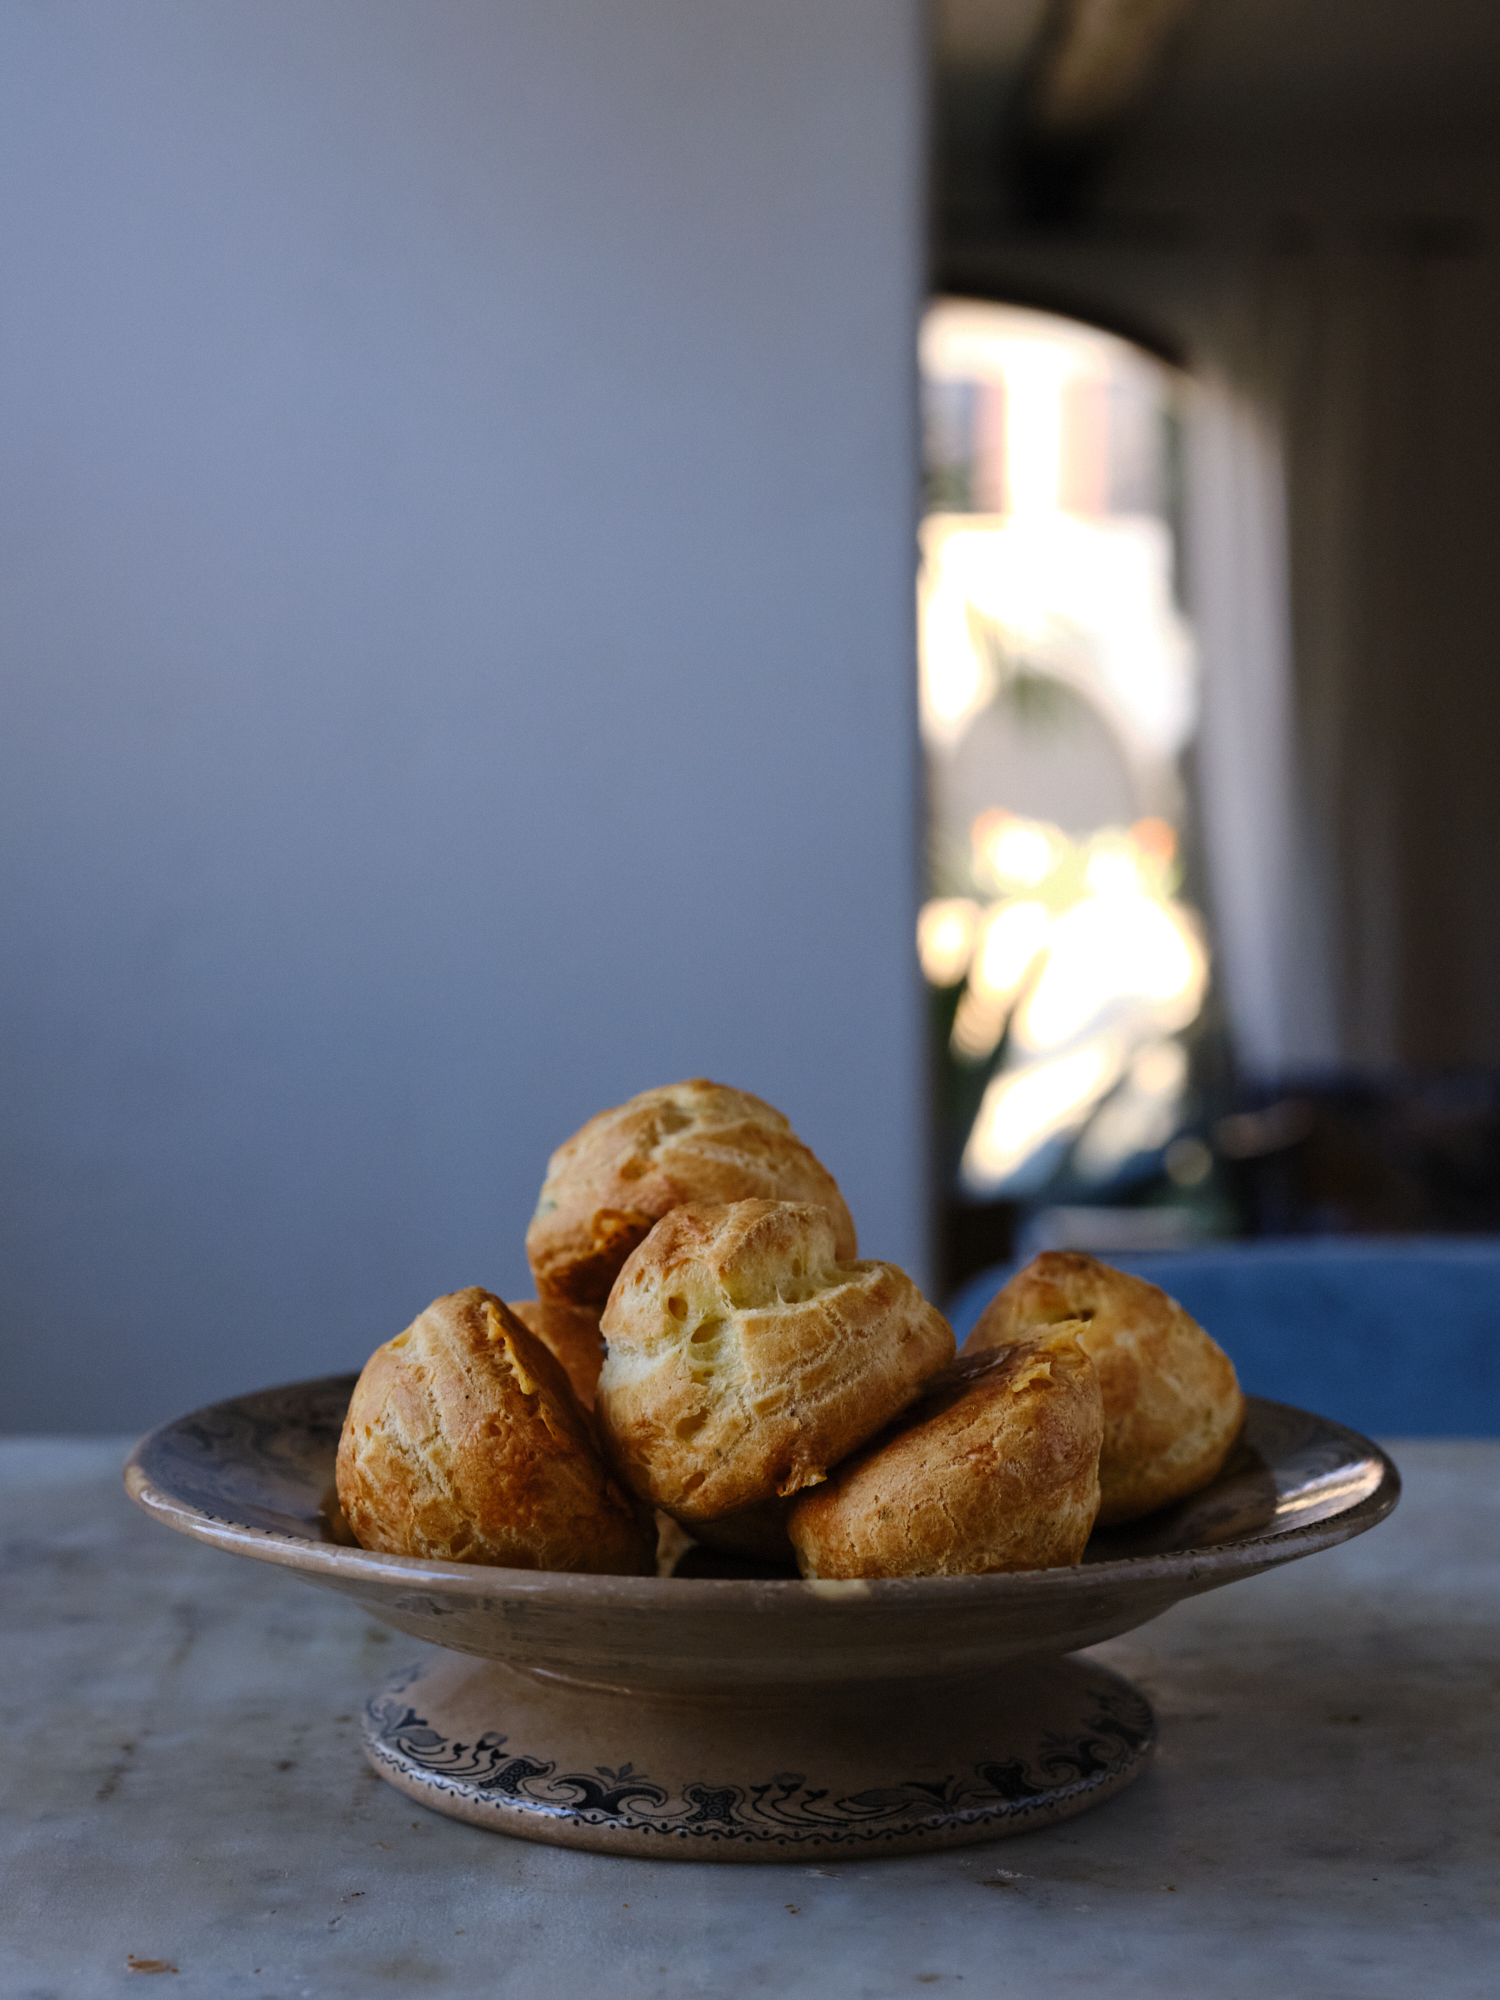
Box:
946;1238;1500;1436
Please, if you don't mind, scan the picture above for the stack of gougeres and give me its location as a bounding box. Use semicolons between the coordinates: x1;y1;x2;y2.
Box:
336;1080;1245;1579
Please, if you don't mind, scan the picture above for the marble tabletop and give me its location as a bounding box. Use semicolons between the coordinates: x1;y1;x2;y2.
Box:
4;1437;1497;2000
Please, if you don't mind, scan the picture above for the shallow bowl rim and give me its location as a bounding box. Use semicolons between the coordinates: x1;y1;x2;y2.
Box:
124;1376;1402;1610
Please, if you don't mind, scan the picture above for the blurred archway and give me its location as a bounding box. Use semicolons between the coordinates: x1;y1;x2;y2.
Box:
918;299;1215;1287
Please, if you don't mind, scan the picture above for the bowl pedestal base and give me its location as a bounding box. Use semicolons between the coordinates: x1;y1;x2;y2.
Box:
362;1651;1154;1861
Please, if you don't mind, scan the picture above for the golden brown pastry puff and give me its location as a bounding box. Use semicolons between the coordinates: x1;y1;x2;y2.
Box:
787;1324;1103;1579
508;1298;605;1412
595;1199;954;1526
336;1287;655;1574
965;1251;1245;1526
526;1079;857;1306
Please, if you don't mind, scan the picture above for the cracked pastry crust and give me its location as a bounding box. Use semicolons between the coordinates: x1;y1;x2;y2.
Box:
335;1287;655;1574
965;1251;1244;1526
787;1324;1103;1579
525;1079;857;1306
508;1297;605;1412
594;1199;954;1526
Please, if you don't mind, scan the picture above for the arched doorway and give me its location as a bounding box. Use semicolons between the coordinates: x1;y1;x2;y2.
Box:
918;299;1213;1289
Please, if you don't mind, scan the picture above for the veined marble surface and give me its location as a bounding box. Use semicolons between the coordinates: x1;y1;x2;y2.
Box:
3;1437;1497;1999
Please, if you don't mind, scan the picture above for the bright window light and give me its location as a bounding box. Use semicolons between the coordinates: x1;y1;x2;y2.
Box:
919;297;1210;1203
962;1034;1127;1195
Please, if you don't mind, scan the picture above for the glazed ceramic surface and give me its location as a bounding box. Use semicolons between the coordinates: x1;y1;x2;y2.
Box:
125;1378;1398;1858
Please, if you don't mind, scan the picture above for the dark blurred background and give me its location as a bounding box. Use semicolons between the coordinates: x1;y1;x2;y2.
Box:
924;0;1500;1301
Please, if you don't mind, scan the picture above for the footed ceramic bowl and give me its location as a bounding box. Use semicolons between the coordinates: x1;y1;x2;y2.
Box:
126;1379;1398;1861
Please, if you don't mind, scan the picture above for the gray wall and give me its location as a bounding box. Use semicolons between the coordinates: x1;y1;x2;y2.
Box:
0;1;928;1432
